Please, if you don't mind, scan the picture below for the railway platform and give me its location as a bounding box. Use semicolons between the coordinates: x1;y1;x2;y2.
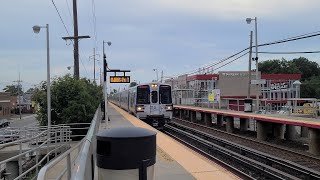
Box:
173;105;320;155
100;103;239;180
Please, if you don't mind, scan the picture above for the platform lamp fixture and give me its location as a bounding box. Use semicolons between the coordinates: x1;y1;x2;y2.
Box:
246;17;260;112
103;40;112;125
33;24;51;130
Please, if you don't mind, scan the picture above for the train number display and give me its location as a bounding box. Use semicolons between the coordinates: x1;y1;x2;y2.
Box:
110;76;130;83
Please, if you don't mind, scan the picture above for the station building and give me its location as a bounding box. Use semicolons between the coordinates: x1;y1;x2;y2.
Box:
165;71;302;111
0;92;13;119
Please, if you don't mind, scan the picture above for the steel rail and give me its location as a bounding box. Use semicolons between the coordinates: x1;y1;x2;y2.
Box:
174;117;320;162
164;124;296;179
167;122;320;179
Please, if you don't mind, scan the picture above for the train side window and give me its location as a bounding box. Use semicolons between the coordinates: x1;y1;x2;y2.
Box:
160;85;172;104
137;86;150;104
151;91;158;103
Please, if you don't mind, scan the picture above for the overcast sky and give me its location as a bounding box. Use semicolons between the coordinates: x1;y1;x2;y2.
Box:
1;0;320;91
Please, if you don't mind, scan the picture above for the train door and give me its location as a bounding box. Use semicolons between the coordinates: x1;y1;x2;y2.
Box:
150;90;160;115
126;90;130;112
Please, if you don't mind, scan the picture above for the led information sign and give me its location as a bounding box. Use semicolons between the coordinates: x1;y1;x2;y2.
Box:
110;76;130;83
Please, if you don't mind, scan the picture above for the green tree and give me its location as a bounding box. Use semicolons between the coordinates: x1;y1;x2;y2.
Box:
258;58;300;74
129;81;138;87
3;84;23;96
259;57;320;99
300;76;320;98
33;75;102;126
292;57;320;80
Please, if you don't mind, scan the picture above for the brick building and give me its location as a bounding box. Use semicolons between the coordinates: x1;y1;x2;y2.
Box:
0;92;12;119
165;71;302;111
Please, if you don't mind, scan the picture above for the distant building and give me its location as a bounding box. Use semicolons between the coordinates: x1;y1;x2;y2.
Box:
16;91;35;113
165;71;302;111
0;92;12;119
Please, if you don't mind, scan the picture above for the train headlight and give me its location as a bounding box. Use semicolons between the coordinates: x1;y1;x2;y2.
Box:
136;105;145;112
165;105;173;111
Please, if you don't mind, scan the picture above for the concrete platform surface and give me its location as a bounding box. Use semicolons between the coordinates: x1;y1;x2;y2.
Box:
104;103;239;180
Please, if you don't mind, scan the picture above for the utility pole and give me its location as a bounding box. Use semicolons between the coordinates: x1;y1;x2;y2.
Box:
247;31;253;98
14;73;23;120
161;70;163;83
73;0;79;79
94;48;96;83
90;48;99;83
62;0;90;79
254;17;260;112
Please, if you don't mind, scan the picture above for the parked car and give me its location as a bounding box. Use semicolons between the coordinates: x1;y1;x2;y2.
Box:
0;130;19;144
0;119;10;128
277;106;291;115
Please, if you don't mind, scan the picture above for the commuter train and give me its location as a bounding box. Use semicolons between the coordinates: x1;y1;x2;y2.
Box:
109;82;173;128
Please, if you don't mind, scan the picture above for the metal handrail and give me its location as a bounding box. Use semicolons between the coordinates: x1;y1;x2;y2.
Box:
0;124;72;180
71;108;101;180
37;107;101;180
37;139;85;180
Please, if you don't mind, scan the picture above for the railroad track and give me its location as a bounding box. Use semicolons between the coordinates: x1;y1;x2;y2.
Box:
164;120;320;180
172;118;320;171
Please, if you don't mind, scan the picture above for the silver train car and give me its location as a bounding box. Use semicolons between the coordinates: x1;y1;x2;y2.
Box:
109;82;173;128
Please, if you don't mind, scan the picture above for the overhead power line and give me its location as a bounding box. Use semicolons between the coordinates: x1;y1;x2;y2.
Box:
254;51;320;54
172;30;320;78
211;52;249;72
51;0;71;36
172;48;249;77
257;32;320;48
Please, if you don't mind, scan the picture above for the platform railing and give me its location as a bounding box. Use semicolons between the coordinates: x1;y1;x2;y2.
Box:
0;125;72;180
37;107;101;180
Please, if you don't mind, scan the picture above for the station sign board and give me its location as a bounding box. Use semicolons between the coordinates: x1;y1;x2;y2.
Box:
270;81;288;90
251;79;266;85
110;76;130;83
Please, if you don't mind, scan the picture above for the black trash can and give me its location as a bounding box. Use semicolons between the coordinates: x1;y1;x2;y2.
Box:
96;127;156;180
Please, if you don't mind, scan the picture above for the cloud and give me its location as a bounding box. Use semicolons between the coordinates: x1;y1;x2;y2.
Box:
150;0;319;21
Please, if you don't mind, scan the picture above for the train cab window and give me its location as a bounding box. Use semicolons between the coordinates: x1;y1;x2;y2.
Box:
137;85;150;104
151;91;158;103
160;85;172;104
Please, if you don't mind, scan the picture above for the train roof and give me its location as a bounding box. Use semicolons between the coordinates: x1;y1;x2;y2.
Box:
110;82;171;96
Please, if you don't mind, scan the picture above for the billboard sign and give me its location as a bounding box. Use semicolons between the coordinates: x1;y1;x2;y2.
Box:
270;81;288;90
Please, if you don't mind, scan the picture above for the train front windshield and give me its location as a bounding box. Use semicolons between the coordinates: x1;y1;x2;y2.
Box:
137;85;150;104
160;85;172;104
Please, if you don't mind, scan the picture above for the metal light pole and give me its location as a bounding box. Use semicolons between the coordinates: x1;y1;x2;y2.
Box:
293;80;301;113
153;69;159;82
247;31;253;98
33;24;51;130
246;17;259;112
103;40;111;125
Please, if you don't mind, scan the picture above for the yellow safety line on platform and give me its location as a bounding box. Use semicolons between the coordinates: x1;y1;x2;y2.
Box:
110;103;240;180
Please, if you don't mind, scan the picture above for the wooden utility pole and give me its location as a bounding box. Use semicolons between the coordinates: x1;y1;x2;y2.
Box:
14;73;23;120
90;48;99;83
73;0;79;79
62;0;90;79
